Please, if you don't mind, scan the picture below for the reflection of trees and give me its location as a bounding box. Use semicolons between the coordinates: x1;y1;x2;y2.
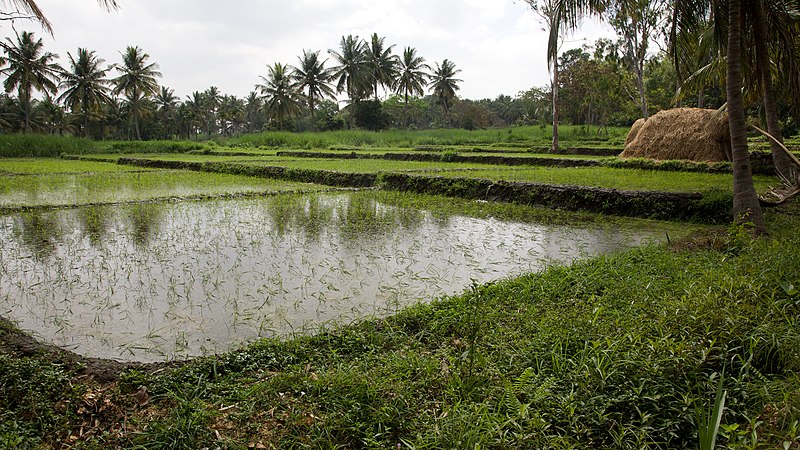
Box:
266;194;334;241
79;206;110;246
127;203;162;246
11;211;62;259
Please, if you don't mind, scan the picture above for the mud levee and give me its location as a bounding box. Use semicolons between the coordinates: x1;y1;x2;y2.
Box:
377;173;731;223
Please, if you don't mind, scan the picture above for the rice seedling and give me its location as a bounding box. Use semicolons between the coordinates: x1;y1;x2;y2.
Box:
0;192;695;362
0;170;326;209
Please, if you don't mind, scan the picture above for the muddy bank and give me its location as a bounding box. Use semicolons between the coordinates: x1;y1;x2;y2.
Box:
0;316;177;381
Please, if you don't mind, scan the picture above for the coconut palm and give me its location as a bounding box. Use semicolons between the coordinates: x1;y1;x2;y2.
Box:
395;47;429;128
365;33;399;100
257;62;300;129
154;86;177;139
112;46;161;140
726;0;765;231
1;0;118;35
203;85;221;138
1;31;61;132
244;91;264;133
329;35;369;104
184;91;205;140
526;0;566;150
57;48;112;137
291;49;335;129
429;59;462;127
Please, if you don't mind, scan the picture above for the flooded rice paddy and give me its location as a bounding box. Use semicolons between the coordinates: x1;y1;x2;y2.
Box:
2;192;676;362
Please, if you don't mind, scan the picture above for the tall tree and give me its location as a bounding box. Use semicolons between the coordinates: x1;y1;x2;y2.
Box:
607;0;669;119
57;48;111;137
183;91;205;140
365;33;399;100
243;91;264;133
154;86;177;140
203;85;221;139
429;59;462;127
1;31;61;132
291;49;335;130
112;45;161;140
726;0;766;231
555;0;766;230
748;0;799;181
395;46;429;128
257;62;300;129
329;35;369;106
527;0;566;150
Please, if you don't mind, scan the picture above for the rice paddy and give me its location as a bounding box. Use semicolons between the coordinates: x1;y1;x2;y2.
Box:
0;191;691;362
0;151;708;362
3;134;798;449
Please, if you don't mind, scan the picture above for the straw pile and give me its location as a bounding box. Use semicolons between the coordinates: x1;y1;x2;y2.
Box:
625;118;646;146
620;108;731;162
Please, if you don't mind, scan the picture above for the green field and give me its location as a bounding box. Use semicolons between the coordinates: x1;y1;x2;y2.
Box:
1;130;798;449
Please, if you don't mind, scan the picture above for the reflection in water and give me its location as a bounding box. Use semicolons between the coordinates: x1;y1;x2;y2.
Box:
1;193;668;362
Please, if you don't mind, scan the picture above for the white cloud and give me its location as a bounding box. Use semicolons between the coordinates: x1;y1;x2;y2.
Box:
4;0;614;101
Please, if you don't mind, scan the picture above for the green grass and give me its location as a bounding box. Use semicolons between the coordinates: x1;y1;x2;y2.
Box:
0;158;157;174
0;134;99;157
429;167;779;193
0;170;326;208
222;125;630;149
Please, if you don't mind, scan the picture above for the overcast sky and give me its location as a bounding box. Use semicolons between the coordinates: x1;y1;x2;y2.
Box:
5;0;615;102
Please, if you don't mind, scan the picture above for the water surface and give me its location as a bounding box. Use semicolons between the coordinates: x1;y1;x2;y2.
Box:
1;192;672;362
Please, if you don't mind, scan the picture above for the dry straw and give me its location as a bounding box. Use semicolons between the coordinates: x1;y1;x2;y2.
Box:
621;108;731;162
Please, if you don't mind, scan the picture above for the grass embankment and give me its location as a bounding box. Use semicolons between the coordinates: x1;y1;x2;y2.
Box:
2;202;798;448
221;125;629;149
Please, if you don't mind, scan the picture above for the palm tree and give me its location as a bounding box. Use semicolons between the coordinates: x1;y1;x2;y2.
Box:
429;59;462;127
57;48;111;137
365;33;399;100
154;86;177;139
203;86;221;138
257;62;300;130
184;91;205;140
329;35;369;104
526;0;565;150
748;0;799;181
112;45;161;140
1;0;118;35
1;31;61;132
725;0;766;232
395;47;429;128
244;91;264;133
291;49;335;130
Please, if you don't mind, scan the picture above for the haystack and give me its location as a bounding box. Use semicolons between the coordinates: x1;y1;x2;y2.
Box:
620;108;731;162
625;118;646;146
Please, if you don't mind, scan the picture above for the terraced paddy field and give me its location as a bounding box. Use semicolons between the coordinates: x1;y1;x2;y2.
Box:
1;141;798;449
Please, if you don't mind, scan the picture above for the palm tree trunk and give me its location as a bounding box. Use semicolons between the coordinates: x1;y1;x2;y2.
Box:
309;93;316;132
727;0;766;233
552;59;559;152
752;0;794;178
22;90;32;133
403;91;410;129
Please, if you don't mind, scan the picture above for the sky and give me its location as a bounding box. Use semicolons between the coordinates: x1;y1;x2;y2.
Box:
4;0;616;102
